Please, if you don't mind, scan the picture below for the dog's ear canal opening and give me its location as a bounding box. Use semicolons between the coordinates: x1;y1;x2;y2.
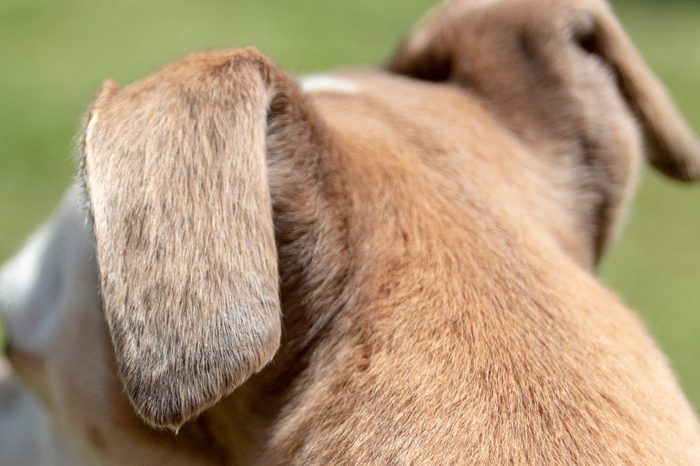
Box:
575;4;700;182
80;50;289;430
385;38;453;83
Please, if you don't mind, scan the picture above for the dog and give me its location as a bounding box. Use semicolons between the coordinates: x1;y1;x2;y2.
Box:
0;358;79;466
1;0;699;464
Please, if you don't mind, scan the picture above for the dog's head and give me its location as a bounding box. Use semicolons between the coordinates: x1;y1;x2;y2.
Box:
388;0;700;262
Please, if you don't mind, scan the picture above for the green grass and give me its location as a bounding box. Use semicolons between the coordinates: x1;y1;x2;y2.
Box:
1;0;698;410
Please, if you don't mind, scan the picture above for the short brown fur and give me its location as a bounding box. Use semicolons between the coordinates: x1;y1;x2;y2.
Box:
2;0;700;464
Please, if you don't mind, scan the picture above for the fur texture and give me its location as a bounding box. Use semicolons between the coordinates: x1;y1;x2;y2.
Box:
1;0;699;464
81;50;286;429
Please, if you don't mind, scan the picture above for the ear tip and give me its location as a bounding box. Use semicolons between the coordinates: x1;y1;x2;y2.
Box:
651;157;700;183
121;361;236;431
130;393;190;432
97;79;120;99
681;155;700;182
114;314;281;429
687;141;700;182
651;137;700;182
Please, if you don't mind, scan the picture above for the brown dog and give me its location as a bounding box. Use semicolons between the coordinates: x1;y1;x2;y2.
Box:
1;0;699;464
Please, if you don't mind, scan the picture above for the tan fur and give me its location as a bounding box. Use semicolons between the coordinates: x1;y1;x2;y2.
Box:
390;0;700;184
81;50;287;429
388;0;700;261
1;0;700;464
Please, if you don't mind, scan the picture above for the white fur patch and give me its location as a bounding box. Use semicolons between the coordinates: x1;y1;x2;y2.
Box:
85;112;98;149
0;186;85;353
300;75;359;94
0;226;50;311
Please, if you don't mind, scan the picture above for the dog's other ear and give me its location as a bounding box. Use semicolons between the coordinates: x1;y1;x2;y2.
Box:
388;0;700;182
570;0;700;181
80;49;299;430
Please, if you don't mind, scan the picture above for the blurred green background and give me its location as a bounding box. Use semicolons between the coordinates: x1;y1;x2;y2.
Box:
0;0;698;410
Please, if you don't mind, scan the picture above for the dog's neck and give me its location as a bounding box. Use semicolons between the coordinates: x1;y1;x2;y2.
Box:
193;73;626;459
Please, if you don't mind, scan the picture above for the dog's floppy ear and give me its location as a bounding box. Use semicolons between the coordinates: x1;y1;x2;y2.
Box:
570;0;700;181
388;0;700;182
80;49;297;430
